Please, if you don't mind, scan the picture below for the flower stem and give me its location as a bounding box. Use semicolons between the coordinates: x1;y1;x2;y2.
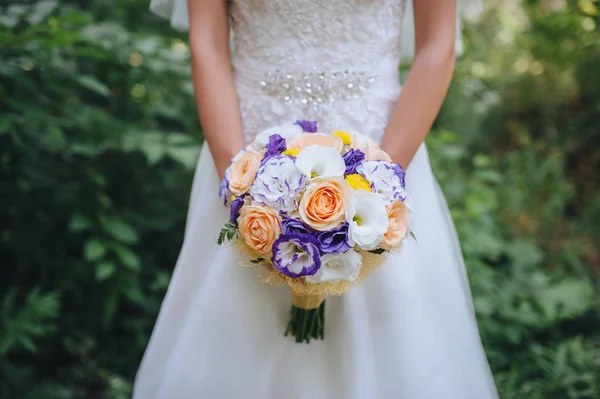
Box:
285;301;326;343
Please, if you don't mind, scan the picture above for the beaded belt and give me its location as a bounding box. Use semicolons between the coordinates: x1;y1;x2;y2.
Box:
234;58;400;110
258;69;379;109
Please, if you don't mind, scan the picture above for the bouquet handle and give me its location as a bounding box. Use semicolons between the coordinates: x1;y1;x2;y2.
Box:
285;292;326;343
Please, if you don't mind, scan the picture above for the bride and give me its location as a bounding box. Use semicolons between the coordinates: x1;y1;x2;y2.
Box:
134;0;499;398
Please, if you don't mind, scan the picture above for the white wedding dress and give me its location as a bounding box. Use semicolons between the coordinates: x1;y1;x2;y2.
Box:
134;1;499;398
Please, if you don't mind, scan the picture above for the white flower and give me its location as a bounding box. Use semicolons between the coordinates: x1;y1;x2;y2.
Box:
295;146;346;179
305;250;363;284
346;190;388;250
250;155;306;212
356;161;406;204
253;122;303;149
348;130;371;154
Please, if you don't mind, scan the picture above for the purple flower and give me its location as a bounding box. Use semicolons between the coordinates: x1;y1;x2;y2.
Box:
342;149;366;175
229;195;245;225
391;163;406;188
356;161;406;203
295;120;318;133
272;233;321;278
264;134;286;157
281;217;314;235
219;176;231;206
249;155;306;212
316;223;351;254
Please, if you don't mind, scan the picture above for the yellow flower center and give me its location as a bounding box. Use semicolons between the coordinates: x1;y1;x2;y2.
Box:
231;195;237;201
332;130;352;145
282;148;300;157
311;172;318;178
345;174;372;192
352;215;362;225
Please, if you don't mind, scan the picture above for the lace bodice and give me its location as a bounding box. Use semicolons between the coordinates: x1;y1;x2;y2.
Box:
229;0;407;143
230;0;405;71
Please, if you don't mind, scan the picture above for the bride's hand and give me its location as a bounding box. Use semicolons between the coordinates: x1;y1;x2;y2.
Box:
214;147;242;180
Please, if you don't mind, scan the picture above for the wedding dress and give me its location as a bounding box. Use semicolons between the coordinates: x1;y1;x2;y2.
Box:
134;1;499;398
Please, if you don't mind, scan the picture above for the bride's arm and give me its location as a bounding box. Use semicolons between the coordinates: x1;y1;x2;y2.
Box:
380;0;457;169
188;0;245;178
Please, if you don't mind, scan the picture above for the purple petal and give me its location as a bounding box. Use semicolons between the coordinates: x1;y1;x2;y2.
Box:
342;149;366;175
272;233;321;278
229;195;245;225
219;177;230;206
391;163;406;188
281;216;314;235
295;120;318;133
264;134;286;157
316;223;351;254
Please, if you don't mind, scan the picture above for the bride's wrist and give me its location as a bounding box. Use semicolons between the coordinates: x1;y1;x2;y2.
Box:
380;144;409;170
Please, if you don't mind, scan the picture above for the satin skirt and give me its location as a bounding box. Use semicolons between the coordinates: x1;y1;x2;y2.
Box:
133;143;498;399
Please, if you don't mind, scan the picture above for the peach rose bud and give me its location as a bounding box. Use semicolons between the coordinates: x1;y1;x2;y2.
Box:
382;200;408;249
298;177;349;231
238;205;282;254
289;133;344;153
367;140;392;162
228;150;263;195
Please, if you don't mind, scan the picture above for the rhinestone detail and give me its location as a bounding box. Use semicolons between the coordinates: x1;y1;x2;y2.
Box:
260;70;378;108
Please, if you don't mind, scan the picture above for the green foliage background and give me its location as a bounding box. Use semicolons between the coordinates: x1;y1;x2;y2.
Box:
1;0;599;397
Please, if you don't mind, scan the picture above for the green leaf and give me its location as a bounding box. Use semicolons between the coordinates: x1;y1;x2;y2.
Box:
538;278;595;321
0;117;12;135
409;230;417;242
120;281;145;304
77;75;111;97
84;238;106;262
250;258;265;264
368;248;386;255
99;216;139;244
95;261;116;281
217;228;227;245
18;335;38;353
69;213;93;232
111;244;141;271
103;291;119;328
217;222;238;245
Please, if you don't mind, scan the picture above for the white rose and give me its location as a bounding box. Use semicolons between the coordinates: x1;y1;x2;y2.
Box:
346;190;388;250
254;122;303;149
356;161;406;204
305;250;363;284
295;145;346;179
250;155;306;212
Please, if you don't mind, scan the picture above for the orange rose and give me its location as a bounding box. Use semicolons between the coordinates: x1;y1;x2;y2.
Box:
238;205;282;254
289;133;344;153
229;150;263;195
298;177;349;231
382;200;408;249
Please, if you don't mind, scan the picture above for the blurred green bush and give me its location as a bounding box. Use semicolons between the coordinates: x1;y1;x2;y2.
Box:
0;0;599;398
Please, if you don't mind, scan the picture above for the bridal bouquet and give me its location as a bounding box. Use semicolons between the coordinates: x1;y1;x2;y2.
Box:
218;120;411;343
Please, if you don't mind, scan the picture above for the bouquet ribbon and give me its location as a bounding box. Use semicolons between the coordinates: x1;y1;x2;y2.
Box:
291;292;326;309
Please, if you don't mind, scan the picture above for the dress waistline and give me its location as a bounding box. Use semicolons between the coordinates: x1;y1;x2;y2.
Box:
233;58;401;109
